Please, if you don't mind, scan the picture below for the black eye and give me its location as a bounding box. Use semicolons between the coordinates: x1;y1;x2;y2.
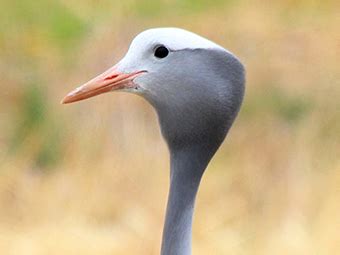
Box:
154;46;169;58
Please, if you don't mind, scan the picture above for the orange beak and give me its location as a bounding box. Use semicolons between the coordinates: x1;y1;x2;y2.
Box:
61;66;146;104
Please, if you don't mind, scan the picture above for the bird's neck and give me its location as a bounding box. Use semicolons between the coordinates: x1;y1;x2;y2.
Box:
161;146;212;255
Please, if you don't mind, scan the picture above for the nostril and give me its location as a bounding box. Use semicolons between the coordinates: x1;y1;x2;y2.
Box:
104;74;119;80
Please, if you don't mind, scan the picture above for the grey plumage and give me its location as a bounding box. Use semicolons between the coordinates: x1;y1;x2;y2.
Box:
151;49;245;255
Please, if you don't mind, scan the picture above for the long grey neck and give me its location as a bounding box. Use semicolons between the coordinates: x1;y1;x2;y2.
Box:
160;146;212;255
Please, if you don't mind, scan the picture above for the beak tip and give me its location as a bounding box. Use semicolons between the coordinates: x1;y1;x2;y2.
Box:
61;97;70;104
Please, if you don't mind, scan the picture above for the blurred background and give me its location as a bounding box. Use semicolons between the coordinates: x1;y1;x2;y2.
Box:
0;0;339;254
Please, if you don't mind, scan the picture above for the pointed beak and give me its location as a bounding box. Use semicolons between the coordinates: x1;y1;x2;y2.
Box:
61;66;146;104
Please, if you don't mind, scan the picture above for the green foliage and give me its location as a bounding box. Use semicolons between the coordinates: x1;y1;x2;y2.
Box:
269;87;312;123
132;0;163;16
131;0;231;17
176;0;234;12
9;84;64;170
242;86;313;125
0;0;88;50
44;4;88;48
35;126;62;169
10;84;46;149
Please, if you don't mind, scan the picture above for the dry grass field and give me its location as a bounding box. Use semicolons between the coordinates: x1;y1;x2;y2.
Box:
0;0;339;254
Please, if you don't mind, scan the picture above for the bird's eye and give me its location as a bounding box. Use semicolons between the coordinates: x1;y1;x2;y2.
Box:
154;46;169;58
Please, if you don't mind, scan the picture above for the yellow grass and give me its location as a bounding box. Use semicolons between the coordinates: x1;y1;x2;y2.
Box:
0;0;339;254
